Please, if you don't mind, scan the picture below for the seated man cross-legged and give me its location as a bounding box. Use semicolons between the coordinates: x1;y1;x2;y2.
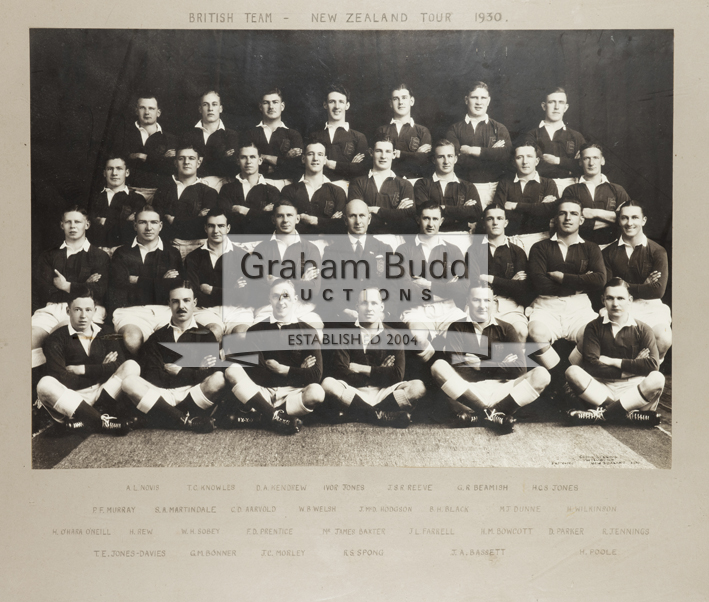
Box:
564;278;664;427
36;285;139;436
223;279;325;435
322;288;427;428
120;280;225;433
431;283;550;433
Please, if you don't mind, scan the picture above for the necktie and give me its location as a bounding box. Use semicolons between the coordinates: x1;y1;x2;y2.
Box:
355;241;363;259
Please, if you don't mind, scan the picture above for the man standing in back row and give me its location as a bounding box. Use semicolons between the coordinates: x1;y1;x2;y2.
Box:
182;90;240;190
445;81;512;208
243;87;304;185
375;83;432;180
123;95;176;201
524;87;586;195
307;84;369;185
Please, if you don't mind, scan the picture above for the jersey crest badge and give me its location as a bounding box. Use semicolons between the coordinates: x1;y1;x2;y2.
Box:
409;136;420;152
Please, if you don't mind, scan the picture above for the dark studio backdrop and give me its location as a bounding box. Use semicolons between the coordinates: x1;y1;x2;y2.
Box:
30;28;673;297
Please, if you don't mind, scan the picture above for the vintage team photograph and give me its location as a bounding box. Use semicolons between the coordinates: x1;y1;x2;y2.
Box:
30;29;673;469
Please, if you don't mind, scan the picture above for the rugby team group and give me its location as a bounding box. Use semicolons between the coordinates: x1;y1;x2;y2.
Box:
31;82;671;439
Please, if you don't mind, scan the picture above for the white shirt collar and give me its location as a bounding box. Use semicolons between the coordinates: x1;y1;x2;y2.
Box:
390;117;415;127
257;120;287;131
465;314;499;328
68;321;100;355
514;172;541;184
60;238;91;257
581;173;610;185
602;313;638;337
270;231;302;245
201;236;235;254
415;234;445;247
618;234;648;248
482;235;509;247
172;174;204;191
550;233;585;244
237;173;267;186
348;233;367;247
195;119;226;132
269;313;296;326
368;169;396;180
354;319;384;351
465;114;489;125
169;317;199;340
132;236;164;251
102;184;130;205
325;122;350;132
432;172;459;184
539;120;566;131
135;120;163;135
298;174;331;184
67;322;100;339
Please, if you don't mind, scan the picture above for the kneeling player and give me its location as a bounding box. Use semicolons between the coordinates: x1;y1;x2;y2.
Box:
223;280;325;434
564;278;664;426
322;288;427;428
431;284;550;433
36;285;139;435
121;281;225;433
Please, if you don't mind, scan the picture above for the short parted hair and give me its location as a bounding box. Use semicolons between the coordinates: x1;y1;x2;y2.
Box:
199;89;221;103
62;205;89;220
175;141;202;157
579;142;604;157
483;202;507;218
272;198;298;212
104;153;128;168
468;278;493;294
303;137;327;153
135;94;159;109
513;140;542;158
326;83;350;102
433;138;456;153
604;277;631;294
465;81;490;96
417;200;442;216
261;87;284;101
557;197;583;211
372;132;395;148
68;284;96;306
390;83;413;97
237;141;261;156
618;199;646;217
269;278;296;293
168;279;198;298
205;207;228;221
544;87;567;99
135;204;162;220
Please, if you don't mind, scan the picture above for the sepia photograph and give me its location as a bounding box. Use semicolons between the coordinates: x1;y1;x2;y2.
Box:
30;29;673;469
5;1;709;599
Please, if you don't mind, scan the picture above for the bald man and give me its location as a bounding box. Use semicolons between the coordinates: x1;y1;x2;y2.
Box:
320;199;393;325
